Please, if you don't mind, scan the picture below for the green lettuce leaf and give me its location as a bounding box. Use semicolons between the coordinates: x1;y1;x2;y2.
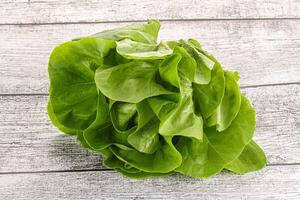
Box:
116;39;173;59
90;19;160;44
207;71;241;131
225;140;267;174
48;37;115;131
175;95;256;177
110;136;182;173
95;61;174;103
193;53;225;119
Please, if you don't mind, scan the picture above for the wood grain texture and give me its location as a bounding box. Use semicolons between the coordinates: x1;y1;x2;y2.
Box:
0;0;300;24
1;20;300;94
0;84;299;173
0;94;103;172
1;165;300;200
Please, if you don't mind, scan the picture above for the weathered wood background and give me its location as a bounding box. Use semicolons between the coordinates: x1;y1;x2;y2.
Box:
0;1;299;199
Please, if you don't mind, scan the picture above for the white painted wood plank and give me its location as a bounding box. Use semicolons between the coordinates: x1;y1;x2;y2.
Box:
0;165;299;200
0;94;103;172
0;0;299;24
0;84;299;173
1;20;299;94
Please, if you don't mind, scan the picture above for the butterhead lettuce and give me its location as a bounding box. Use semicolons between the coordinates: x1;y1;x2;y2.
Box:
48;19;266;179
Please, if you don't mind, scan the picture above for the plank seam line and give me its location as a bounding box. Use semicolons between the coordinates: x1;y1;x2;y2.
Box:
0;168;111;175
241;81;300;89
0;17;300;26
0;82;299;97
0;163;299;175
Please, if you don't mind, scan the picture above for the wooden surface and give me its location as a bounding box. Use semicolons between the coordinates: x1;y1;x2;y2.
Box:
1;166;299;200
1;20;300;94
0;0;299;199
1;0;300;24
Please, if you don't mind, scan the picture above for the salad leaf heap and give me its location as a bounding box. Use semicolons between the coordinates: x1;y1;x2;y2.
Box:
48;19;266;179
